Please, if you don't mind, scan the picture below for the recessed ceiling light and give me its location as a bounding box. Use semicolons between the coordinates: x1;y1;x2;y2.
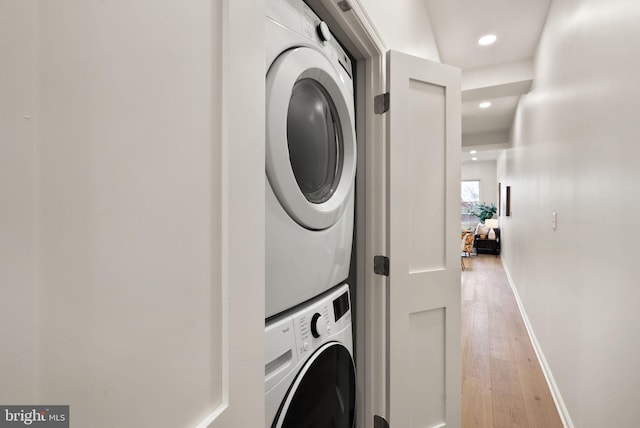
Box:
470;150;477;154
478;34;497;46
479;101;492;109
472;157;478;161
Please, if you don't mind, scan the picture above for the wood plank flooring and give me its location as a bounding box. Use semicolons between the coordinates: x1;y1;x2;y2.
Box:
461;255;563;428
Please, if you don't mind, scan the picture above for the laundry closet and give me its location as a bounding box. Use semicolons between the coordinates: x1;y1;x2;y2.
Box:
264;0;462;427
264;0;357;426
0;1;460;426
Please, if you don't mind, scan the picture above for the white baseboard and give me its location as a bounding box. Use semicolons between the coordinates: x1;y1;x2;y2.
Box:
501;261;575;428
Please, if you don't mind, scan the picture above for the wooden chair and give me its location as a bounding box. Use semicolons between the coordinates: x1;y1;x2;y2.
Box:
461;232;474;270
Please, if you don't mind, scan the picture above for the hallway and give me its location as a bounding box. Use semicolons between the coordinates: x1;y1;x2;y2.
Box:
461;255;563;427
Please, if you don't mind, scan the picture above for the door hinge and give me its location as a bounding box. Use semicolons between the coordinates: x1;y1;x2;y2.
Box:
337;1;352;12
374;92;390;114
374;415;389;428
374;255;390;276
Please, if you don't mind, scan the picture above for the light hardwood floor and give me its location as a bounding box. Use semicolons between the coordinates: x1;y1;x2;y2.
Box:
461;255;564;428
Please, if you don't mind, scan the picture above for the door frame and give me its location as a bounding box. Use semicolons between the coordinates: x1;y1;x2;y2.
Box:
304;1;388;426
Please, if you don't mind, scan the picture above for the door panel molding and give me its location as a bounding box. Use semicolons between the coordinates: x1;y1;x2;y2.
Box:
386;50;462;428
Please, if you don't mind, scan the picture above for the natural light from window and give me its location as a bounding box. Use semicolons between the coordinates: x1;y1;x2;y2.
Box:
461;180;480;229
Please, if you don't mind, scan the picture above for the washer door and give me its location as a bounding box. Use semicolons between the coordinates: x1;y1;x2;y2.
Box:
266;47;356;230
273;342;356;428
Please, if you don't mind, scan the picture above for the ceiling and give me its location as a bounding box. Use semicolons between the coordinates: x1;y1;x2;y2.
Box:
423;0;552;163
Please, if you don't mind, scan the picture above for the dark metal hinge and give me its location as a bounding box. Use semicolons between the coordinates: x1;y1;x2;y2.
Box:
374;415;390;428
374;255;390;276
337;1;352;12
374;92;390;114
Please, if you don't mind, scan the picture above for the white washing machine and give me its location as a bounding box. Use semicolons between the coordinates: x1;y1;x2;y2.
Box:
265;283;356;427
265;0;357;319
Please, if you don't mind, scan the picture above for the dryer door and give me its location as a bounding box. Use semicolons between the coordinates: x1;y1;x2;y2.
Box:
266;47;356;231
273;342;356;428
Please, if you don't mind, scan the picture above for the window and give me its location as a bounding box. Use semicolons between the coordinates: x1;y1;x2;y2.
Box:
461;180;480;228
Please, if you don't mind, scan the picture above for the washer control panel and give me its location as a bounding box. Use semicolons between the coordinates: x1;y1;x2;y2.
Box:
292;283;351;361
265;283;352;393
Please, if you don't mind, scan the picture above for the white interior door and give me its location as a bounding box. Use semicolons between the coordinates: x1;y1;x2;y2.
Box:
386;50;462;428
203;2;265;427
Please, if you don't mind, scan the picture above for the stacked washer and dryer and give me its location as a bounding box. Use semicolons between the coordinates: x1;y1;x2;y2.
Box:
265;0;357;426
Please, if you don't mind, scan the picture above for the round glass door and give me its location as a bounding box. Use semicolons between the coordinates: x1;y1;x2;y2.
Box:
274;342;356;428
287;78;344;204
266;47;356;230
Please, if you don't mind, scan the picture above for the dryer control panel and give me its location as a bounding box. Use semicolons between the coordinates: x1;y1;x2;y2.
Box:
266;0;353;87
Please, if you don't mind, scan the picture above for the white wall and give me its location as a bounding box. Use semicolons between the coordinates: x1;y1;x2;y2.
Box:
0;0;36;403
1;1;265;426
499;0;640;426
359;0;440;61
37;1;218;425
462;160;498;210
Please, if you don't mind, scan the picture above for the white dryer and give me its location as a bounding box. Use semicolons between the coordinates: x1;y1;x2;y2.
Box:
265;0;357;319
265;284;356;427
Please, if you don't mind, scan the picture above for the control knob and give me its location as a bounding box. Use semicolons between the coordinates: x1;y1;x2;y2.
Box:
310;313;327;338
317;21;332;42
